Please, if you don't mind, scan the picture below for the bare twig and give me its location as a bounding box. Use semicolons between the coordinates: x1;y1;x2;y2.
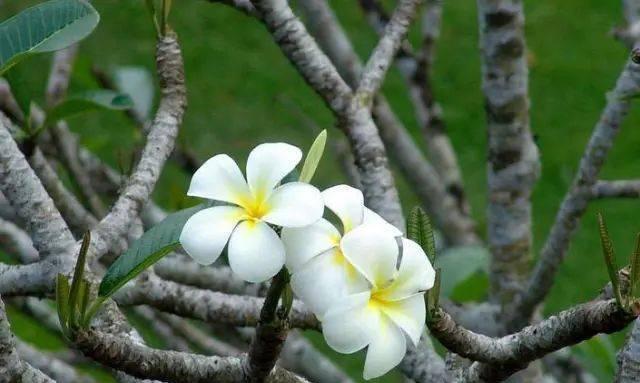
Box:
357;0;423;99
591;180;640;199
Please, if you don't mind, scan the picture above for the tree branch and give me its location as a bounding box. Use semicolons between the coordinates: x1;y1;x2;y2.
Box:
72;328;309;383
114;275;320;330
246;0;405;228
511;56;640;329
428;299;633;381
591;180;640;199
356;0;423;99
0;296;55;382
476;0;540;310
91;32;187;260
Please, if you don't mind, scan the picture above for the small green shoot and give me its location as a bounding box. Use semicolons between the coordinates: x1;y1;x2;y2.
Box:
299;129;327;184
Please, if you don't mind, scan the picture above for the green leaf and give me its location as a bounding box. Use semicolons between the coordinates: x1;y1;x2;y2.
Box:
98;202;212;299
0;0;99;74
435;245;489;297
5;66;32;123
299;129;327;183
407;206;436;262
55;273;70;332
112;66;154;120
44;90;133;126
597;213;623;306
68;231;90;327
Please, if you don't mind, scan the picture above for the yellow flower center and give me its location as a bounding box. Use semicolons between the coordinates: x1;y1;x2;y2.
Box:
368;287;390;310
237;188;270;220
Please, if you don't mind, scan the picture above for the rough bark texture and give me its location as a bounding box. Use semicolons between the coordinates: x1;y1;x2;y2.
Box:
477;0;540;309
73;329;309;383
616;318;640;383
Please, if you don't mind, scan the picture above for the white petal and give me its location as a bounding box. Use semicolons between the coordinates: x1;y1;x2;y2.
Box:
282;219;340;272
341;224;399;288
363;315;407;380
187;154;250;206
291;248;369;319
262;182;324;228
227;220;285;282
379;294;426;347
322;292;378;354
363;208;403;236
381;238;436;301
179;206;244;265
322;185;364;233
246;143;302;199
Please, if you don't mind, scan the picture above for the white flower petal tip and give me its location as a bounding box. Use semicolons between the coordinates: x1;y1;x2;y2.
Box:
187;154;250;205
281;218;340;273
227;220;285;283
362;315;407;380
179;206;244;265
263;182;324;228
246;143;302;196
322;185;364;233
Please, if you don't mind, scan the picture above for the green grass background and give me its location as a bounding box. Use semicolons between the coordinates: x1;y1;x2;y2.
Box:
1;0;639;381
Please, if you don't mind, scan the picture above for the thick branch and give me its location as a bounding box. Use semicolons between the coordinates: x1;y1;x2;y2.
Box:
0;121;75;259
477;0;540;309
429;299;633;381
73;329;308;383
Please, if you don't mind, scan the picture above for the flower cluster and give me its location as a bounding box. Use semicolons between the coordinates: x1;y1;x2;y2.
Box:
180;142;435;379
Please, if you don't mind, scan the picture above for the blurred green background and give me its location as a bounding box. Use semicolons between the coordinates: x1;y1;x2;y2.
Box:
1;0;639;381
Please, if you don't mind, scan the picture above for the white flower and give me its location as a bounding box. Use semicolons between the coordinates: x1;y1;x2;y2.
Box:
321;225;436;380
179;143;324;283
281;184;402;318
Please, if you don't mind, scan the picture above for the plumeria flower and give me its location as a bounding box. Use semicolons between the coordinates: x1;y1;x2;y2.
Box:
321;225;435;380
179;143;324;283
281;184;402;318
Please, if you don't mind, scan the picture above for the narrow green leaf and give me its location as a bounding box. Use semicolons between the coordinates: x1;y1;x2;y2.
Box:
144;0;160;36
68;231;90;327
299;129;327;183
55;274;70;331
597;213;623;306
79;278;91;323
0;0;99;74
161;0;173;35
98;202;212;299
45;90;133;127
631;233;640;298
407;206;436;262
112;66;154;120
